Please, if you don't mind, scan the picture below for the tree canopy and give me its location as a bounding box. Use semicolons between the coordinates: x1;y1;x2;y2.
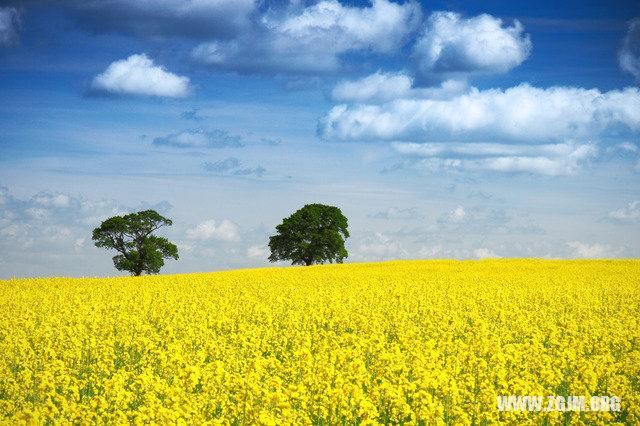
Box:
92;210;178;276
268;203;349;266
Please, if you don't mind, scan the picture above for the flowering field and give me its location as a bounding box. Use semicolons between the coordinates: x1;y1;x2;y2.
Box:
1;259;639;424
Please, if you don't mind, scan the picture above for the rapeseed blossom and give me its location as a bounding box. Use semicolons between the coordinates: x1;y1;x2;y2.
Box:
1;259;638;424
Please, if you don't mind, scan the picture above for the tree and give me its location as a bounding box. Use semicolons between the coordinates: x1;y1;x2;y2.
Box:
269;204;349;266
92;210;178;276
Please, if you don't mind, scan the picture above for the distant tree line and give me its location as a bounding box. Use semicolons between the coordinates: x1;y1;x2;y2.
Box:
93;203;349;276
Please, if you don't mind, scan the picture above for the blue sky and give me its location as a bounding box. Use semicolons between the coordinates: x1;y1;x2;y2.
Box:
1;0;639;278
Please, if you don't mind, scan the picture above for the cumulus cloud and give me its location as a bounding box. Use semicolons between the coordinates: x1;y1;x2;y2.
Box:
204;157;266;177
60;0;256;40
417;245;443;258
90;54;191;98
440;205;466;223
186;219;239;241
619;18;640;81
394;141;597;175
0;186;284;276
320;84;640;143
191;0;421;74
350;229;507;262
437;206;482;229
351;232;408;261
418;244;505;260
0;6;21;46
394;141;587;158
434;205;544;234
320;80;640;175
0;185;175;277
473;247;499;259
567;241;617;258
247;244;269;258
607;200;640;223
153;129;242;149
332;71;414;102
331;71;467;103
413;11;531;81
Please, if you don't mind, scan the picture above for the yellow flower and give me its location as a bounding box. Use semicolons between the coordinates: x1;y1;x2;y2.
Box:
0;260;637;424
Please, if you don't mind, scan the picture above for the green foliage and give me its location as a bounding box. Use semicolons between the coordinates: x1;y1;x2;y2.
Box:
92;210;178;276
268;204;349;266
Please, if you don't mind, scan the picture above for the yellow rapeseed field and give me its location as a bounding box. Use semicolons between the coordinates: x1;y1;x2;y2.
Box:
1;259;639;424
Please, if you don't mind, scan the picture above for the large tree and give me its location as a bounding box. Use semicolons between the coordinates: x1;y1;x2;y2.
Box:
92;210;178;276
269;204;349;266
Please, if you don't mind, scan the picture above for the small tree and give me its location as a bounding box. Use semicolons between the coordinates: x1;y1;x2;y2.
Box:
92;210;178;276
269;203;349;266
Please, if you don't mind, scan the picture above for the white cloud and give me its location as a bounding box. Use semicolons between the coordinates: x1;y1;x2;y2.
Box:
186;219;239;241
418;245;443;258
473;247;499;259
91;54;191;98
619;18;640;81
247;245;269;258
0;186;177;277
567;241;613;258
616;142;639;153
191;0;421;74
332;71;413;102
413;11;531;80
433;205;543;234
607;200;640;223
176;242;194;254
0;7;21;46
351;232;407;261
322;79;638;175
395;141;597;175
464;149;595;175
417;242;538;261
275;0;419;53
32;193;72;208
26;207;49;220
450;206;466;222
320;84;640;143
437;205;467;223
331;71;468;103
393;141;586;158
